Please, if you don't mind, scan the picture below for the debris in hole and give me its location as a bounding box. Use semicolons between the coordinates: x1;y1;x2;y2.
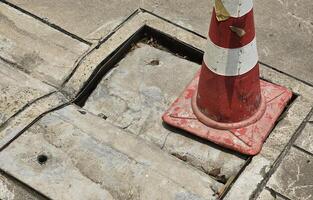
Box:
130;43;140;52
97;113;108;120
208;168;227;184
209;168;221;177
171;153;188;162
146;59;160;66
37;154;48;165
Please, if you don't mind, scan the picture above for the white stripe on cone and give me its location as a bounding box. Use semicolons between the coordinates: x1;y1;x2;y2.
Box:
204;38;258;76
213;0;253;18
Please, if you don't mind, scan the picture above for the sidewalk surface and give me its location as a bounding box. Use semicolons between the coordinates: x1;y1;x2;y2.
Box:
0;0;312;200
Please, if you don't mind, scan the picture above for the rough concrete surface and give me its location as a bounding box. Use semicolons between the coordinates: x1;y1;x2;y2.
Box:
0;171;46;200
0;59;53;126
0;92;67;149
83;43;246;180
267;147;313;200
295;123;313;155
4;0;313;85
0;105;221;200
0;3;89;87
5;0;140;41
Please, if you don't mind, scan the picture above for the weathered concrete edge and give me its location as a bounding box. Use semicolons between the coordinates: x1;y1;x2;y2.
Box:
62;11;313;199
0;92;68;150
63;11;203;98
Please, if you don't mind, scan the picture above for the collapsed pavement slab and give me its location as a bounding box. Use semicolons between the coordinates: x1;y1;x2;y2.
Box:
0;105;222;200
83;43;246;181
0;3;89;87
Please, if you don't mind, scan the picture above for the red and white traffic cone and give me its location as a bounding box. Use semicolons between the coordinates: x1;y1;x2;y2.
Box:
162;0;292;155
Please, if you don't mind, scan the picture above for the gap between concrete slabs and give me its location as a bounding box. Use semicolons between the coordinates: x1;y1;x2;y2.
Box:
63;10;313;199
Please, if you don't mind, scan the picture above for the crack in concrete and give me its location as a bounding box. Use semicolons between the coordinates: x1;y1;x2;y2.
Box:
250;107;313;200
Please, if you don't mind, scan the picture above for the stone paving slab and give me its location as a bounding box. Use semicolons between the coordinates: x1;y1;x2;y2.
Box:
83;43;246;180
0;59;53;126
5;0;140;41
0;3;89;87
0;105;221;200
295;122;313;155
0;171;46;200
267;147;313;200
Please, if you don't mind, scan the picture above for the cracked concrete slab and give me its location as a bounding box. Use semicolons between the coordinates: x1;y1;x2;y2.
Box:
0;92;67;149
4;0;140;41
0;105;222;200
267;147;313;200
0;171;46;200
83;43;246;180
0;59;53;126
0;3;89;87
225;63;313;200
295;123;313;154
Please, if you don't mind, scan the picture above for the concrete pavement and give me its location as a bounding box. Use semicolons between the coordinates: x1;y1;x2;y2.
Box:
0;0;313;199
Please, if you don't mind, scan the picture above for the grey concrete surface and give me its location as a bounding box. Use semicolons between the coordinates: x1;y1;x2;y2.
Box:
267;147;313;200
83;43;246;180
5;0;140;41
295;123;313;155
0;105;221;200
6;0;313;86
0;92;67;149
0;3;89;87
0;171;46;200
0;1;312;199
0;59;53;126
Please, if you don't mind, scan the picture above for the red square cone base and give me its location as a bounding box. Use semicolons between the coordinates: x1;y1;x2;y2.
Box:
162;70;293;155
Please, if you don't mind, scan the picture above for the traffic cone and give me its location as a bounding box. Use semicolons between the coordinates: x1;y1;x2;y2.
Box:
162;0;292;155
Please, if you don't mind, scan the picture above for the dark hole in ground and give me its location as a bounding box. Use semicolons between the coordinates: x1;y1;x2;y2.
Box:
37;154;48;165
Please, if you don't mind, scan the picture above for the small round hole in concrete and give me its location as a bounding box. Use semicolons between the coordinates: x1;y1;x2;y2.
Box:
146;59;159;66
307;160;311;164
37;154;48;165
